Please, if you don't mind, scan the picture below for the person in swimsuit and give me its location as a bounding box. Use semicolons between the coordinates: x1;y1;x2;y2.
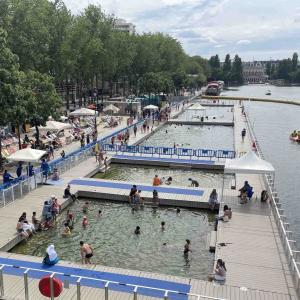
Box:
184;239;192;256
134;226;141;234
80;241;93;264
188;178;199;187
62;223;71;237
161;221;166;231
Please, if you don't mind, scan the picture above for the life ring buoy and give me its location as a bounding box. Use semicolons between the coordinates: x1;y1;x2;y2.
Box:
39;276;63;297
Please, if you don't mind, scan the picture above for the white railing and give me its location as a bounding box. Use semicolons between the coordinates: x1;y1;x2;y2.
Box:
0;263;228;300
244;107;300;294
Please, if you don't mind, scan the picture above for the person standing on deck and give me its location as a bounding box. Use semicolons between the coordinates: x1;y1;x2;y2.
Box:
241;128;246;142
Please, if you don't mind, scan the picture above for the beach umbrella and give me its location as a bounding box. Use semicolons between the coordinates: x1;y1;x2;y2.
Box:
7;148;47;163
143;105;159;110
69;108;97;116
103;104;120;113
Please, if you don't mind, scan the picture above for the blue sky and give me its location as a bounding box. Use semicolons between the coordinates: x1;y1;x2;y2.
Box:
63;0;300;61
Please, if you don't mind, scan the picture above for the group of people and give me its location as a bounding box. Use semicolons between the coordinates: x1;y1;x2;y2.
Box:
128;185;160;209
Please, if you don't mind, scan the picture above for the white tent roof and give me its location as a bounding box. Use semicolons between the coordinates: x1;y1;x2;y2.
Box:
143;105;159;110
225;151;275;174
39;120;72;131
103;104;120;113
187;104;206;110
69;108;96;116
8;148;47;163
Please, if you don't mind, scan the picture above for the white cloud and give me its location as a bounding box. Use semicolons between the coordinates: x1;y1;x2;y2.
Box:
236;40;252;45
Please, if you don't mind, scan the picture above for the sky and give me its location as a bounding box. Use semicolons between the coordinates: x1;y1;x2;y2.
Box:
63;0;300;61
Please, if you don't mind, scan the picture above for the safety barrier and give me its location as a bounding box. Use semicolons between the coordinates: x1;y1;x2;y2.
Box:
244;110;300;296
0;263;228;300
102;144;235;160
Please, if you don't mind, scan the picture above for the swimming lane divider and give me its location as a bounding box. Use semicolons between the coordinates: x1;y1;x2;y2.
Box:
69;179;204;197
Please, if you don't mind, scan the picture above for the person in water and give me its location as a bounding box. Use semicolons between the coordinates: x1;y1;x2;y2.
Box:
161;221;166;231
176;208;181;214
80;241;93;264
165;177;172;185
82;216;88;227
82;202;89;213
134;226;141;234
188;178;199;187
98;210;102;217
153;175;161;186
62;223;71;237
184;239;192;255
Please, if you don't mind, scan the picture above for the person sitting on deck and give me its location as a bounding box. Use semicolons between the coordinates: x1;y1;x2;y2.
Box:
208;259;227;282
43;244;59;265
188;178;199;187
63;184;76;201
51;167;60;181
238;181;252;197
153;175;161;186
215;205;232;230
16;219;29;239
208;189;218;211
3;170;14;185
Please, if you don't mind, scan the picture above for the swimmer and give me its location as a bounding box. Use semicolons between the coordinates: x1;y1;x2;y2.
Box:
176;208;181;214
62;223;71;237
188;178;199;187
165;130;168;134
134;226;140;235
161;221;165;231
165;177;172;185
82;216;88;227
98;210;102;217
184;239;192;255
82;202;89;213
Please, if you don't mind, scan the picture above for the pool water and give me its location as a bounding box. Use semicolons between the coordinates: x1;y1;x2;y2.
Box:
139;124;234;150
177;106;233;122
94;164;233;189
11;200;215;280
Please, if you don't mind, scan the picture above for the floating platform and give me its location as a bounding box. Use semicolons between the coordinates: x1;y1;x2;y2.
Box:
69;178;219;209
111;154;224;170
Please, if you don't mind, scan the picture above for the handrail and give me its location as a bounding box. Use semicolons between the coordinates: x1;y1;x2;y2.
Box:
244;104;300;293
0;263;228;300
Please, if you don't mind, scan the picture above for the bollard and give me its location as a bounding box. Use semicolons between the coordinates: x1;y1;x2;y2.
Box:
105;282;109;300
133;286;138;300
76;277;81;300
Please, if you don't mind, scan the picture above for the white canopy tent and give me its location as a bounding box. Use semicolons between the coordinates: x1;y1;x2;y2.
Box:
103;104;120;114
221;151;275;202
143;105;159;110
38;120;72;132
7;148;47;163
69;108;96;117
224;151;275;174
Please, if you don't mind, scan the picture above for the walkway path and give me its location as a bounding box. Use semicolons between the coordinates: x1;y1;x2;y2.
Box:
215;104;297;297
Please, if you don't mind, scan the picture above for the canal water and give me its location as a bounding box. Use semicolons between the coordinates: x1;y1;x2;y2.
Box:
11;200;215;280
223;85;300;245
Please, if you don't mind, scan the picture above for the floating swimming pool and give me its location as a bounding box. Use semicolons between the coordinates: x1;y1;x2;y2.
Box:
139;124;234;150
11;200;215;280
93;164;232;189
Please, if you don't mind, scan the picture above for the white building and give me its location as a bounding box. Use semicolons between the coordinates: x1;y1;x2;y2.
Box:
242;61;268;83
114;19;136;35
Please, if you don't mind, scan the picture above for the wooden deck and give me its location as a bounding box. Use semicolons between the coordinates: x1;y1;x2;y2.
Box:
213;104;298;298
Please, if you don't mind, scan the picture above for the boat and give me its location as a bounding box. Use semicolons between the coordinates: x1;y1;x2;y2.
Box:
205;82;220;96
265;90;271;95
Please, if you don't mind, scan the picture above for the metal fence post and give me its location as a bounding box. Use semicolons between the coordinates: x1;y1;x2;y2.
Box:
50;273;55;300
105;281;109;300
2;190;5;207
11;186;15;202
133;286;138;300
76;277;81;300
164;290;169;300
0;265;4;297
24;269;29;300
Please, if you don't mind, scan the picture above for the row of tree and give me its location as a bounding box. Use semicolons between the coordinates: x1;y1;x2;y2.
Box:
208;54;244;84
266;53;300;83
0;0;211;109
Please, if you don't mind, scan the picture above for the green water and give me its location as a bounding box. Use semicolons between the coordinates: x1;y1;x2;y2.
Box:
94;164;232;189
11;200;215;280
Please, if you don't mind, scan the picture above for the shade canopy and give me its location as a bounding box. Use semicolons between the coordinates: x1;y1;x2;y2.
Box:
143;105;159;110
103;104;120;113
187;104;206;111
8;148;47;163
69;108;96;116
224;151;275;174
39;120;72;131
60;116;68;121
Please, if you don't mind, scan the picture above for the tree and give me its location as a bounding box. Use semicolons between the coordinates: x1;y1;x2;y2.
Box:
292;52;298;72
209;55;221;80
276;59;292;81
222;54;231;83
230;55;243;84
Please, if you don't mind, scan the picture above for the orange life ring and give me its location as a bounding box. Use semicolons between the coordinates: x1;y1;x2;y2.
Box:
39;276;63;297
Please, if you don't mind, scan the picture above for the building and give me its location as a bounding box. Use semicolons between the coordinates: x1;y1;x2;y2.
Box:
242;61;268;83
114;19;136;34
